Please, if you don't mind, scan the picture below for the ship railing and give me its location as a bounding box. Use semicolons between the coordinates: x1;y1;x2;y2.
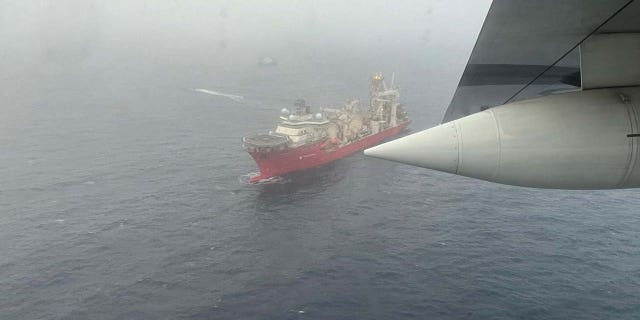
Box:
242;132;290;152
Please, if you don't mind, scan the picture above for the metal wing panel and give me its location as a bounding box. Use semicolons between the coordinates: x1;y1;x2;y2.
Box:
581;33;640;89
442;0;638;123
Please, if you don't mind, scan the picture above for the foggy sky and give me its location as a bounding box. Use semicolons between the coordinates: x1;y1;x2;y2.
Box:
0;0;491;130
1;1;490;78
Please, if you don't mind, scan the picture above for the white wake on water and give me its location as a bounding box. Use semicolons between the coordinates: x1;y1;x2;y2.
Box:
192;88;244;102
238;172;289;185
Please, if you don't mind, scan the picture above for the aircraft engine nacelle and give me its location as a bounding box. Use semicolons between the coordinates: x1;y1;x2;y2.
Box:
365;86;640;189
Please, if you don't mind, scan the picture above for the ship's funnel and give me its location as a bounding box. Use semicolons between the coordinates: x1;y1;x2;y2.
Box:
366;87;640;189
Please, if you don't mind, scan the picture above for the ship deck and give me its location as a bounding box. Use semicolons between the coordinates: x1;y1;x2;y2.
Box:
243;133;288;147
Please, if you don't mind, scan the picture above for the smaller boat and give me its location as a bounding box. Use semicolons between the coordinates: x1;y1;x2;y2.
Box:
243;73;410;183
258;56;278;66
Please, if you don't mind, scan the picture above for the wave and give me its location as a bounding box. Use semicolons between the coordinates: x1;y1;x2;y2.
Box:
192;88;244;102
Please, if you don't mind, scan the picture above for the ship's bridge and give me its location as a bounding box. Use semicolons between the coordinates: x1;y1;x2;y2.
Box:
275;116;331;147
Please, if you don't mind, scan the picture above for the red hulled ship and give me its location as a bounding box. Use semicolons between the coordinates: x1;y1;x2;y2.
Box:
242;73;410;183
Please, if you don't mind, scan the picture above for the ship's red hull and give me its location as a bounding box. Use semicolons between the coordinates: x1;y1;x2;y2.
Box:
248;121;410;182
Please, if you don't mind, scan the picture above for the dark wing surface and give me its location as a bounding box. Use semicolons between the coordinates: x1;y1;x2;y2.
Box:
443;0;640;122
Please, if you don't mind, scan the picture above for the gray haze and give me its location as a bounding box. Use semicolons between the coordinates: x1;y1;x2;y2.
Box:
9;2;640;320
1;0;489;116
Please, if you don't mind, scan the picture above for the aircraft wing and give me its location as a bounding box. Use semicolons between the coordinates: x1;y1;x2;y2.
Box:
366;0;640;189
443;0;640;122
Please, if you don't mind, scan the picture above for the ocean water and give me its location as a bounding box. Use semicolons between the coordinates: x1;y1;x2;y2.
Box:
2;54;640;320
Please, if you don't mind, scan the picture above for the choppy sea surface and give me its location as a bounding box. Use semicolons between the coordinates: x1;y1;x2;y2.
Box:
2;57;640;320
